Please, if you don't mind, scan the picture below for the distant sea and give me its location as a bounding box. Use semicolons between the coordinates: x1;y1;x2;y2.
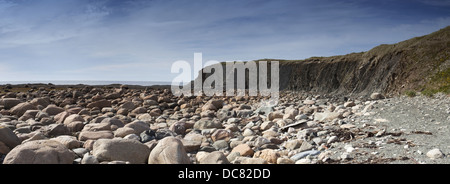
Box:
0;80;172;86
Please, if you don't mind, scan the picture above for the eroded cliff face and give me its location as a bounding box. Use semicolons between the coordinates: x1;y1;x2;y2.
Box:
196;26;450;97
279;51;403;96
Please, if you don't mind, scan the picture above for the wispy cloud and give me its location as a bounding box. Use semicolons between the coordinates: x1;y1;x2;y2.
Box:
0;0;110;48
416;0;450;7
0;0;449;82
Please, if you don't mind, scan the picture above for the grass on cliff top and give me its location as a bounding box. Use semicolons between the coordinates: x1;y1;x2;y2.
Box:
404;90;417;97
404;66;450;97
419;67;450;97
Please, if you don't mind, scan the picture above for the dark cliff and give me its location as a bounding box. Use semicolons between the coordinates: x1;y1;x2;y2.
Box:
196;26;450;97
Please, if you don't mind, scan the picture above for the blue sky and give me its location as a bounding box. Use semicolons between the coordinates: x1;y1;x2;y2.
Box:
0;0;449;82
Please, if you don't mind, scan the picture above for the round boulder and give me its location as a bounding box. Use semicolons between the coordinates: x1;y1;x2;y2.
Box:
148;137;191;164
3;140;75;164
93;138;151;164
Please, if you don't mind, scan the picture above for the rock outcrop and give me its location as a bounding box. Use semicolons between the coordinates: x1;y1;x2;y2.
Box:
195;26;450;97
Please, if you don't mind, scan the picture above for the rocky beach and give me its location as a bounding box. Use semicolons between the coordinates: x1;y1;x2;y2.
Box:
1;84;448;164
0;0;449;168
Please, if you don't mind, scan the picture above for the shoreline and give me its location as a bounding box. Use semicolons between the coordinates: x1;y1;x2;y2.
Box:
0;83;172;90
0;80;171;87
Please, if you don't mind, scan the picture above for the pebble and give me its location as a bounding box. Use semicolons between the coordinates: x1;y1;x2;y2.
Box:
327;136;338;144
285;139;301;150
314;112;342;122
72;148;89;157
312;137;323;145
82;153;99;164
295;158;312;164
317;150;332;160
197;151;230;164
123;134;141;141
212;140;229;150
295;114;308;120
277;157;294;164
426;148;444;159
341;152;351;160
254;149;280;164
370;93;384;100
317;130;328;137
260;121;274;131
254;136;271;147
211;129;232;142
340;124;356;129
226;152;241;162
239;157;268;164
375;129;386;137
290;150;320;161
242;128;254;136
298;141;314;152
344;144;355;152
1;85;448;165
231;144;254;157
344;102;356;107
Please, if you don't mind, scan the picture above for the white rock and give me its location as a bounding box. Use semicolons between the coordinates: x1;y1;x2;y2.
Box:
242;128;254;137
123;134;140;141
344;102;356;107
361;103;375;114
340;124;355;129
303;100;315;105
426;148;444;159
314;112;342;122
344;144;355;153
260;121;274;131
276;119;287;127
327;136;338;144
81;153;99;164
295;158;311;164
227;118;240;124
370;93;383;100
317;151;332;161
277;157;294;164
374;118;389;123
375;129;385;137
351;105;361;110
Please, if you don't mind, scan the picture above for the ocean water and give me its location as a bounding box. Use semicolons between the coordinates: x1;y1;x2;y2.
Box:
0;80;172;86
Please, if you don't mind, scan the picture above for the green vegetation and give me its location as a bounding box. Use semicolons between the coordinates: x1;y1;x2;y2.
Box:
404;90;416;97
420;67;450;97
421;89;435;97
